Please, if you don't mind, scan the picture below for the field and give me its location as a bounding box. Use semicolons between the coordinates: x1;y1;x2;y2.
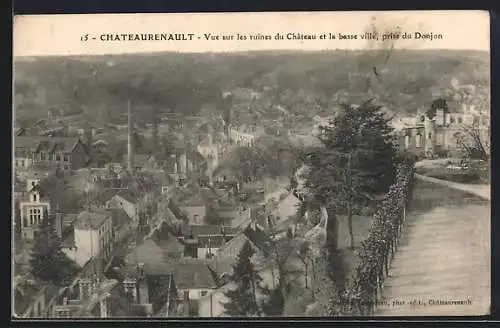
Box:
415;158;490;184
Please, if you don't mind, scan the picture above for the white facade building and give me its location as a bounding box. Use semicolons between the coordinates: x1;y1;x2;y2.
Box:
62;210;114;267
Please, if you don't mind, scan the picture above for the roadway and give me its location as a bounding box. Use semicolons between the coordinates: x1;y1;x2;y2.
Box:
375;178;490;316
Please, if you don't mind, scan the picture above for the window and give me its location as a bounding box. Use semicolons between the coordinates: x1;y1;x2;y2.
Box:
416;134;422;148
428;132;432;140
55;154;61;161
201;291;208;297
64;155;70;162
23;217;28;227
31;181;36;188
40;153;46;161
193;214;200;224
458;117;463;124
32;194;37;202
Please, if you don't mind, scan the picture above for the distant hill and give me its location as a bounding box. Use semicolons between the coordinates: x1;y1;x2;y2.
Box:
13;49;489;126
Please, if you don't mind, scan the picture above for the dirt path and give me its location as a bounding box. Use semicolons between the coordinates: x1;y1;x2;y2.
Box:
375;180;490;316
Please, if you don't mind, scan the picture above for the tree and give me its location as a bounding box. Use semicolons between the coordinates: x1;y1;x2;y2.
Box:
29;209;79;286
308;252;344;316
260;285;285;316
149;275;174;313
454;121;490;161
297;241;314;290
215;146;266;186
304;100;397;249
223;241;262;317
39;175;85;213
257;235;305;316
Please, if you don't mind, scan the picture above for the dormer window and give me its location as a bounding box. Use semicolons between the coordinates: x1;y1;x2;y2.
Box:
32;194;37;202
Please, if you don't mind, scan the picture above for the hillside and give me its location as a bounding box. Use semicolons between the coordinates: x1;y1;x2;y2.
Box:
13;49;490;126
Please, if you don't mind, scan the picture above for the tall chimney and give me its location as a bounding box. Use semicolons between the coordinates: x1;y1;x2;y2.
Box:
127;100;135;174
55;212;63;239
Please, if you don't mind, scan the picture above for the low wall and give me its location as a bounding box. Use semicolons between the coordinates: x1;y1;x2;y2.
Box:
415;174;490;200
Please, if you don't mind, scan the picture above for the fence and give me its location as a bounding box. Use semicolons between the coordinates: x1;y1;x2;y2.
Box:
341;163;416;316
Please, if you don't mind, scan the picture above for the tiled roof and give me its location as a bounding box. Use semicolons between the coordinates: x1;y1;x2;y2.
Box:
74;210;110;230
198;235;226;248
149;229;185;254
106;208;132;229
172;259;218;289
115;190;138;204
242;224;270;254
180;224;225;238
15;136;81;153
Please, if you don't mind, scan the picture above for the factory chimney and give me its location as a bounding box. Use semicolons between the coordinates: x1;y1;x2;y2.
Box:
127;100;135;174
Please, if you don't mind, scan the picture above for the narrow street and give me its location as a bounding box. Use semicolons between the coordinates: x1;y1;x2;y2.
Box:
376;179;490;316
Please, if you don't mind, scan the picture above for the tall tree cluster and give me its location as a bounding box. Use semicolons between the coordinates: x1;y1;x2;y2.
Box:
223;241;262;316
29;209;79;286
303;100;397;250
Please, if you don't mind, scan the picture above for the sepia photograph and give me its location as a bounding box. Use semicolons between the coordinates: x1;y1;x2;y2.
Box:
12;11;490;319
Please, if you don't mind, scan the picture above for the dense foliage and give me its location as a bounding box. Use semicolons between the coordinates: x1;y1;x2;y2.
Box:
303;100;397;249
223;241;263;316
342;163;415;315
29;209;79;286
14;50;489;125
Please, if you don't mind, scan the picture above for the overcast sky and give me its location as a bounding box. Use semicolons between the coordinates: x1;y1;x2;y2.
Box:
13;11;490;57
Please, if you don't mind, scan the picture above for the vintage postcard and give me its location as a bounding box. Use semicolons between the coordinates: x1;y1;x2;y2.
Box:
12;11;490;319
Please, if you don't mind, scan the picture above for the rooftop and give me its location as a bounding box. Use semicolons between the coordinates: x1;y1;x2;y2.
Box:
74;210;110;230
15;136;81;153
172;259;219;290
180;224;238;239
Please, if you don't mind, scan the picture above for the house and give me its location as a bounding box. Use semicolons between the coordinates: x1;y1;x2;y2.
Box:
198;282;234;317
18;176;51;240
106;208;135;244
121;252;181;316
395;104;490;158
178;194;207;225
229;124;265;147
106;191;139;222
51;277;153;318
154;231;186;260
13;276;58;318
214;222;270;266
176;224;238;259
61;209;114;268
14;136;90;172
171;259;220;302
